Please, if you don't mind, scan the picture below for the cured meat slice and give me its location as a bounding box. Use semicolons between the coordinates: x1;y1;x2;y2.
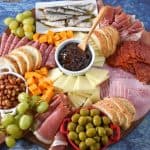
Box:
35;97;62;128
49;132;67;150
3;33;15;55
41;45;53;66
9;36;20;52
34;103;70;144
26;41;34;45
114;6;122;15
15;37;29;48
32;41;40;49
45;48;56;68
0;32;8;55
39;43;48;58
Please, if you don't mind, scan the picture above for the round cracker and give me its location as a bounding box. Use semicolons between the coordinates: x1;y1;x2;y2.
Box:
94;30;108;57
21;45;42;69
11;48;34;72
9;53;27;75
3;55;20;73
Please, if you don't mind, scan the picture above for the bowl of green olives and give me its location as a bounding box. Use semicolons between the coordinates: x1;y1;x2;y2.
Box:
60;107;121;150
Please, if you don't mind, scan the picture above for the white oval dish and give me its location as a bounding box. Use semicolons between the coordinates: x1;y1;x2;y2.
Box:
55;39;95;76
0;66;28;118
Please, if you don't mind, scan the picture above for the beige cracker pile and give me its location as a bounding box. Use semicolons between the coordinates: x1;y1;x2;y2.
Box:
93;97;136;130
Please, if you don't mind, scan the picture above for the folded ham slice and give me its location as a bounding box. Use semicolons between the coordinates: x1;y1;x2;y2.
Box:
49;132;67;150
101;65;150;121
34;94;71;144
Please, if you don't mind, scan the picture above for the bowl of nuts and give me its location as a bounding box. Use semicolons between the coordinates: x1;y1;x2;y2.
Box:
0;67;28;117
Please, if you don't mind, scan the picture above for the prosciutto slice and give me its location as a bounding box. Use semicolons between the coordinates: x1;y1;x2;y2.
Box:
34;94;71;144
31;41;40;49
49;132;67;150
101;65;150;120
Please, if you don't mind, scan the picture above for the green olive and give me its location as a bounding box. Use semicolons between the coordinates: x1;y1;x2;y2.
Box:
67;122;76;131
90;109;100;116
102;116;111;125
76;125;84;133
79;132;86;141
97;127;106;136
86;128;96;137
94;136;101;142
90;143;101;150
86;123;94;130
85;138;96;146
74;140;80;146
86;116;92;123
71;113;80;123
78;116;87;126
102;135;109;145
93;115;101;126
68;131;78;141
79;141;87;150
80;109;90;116
105;127;113;136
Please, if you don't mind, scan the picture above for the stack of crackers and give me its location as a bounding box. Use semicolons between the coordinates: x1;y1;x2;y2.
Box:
91;26;120;57
93;97;136;130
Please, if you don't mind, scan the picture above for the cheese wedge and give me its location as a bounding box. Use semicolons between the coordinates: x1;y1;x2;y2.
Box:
74;92;91;98
93;56;105;67
74;76;95;92
86;68;109;86
83;98;93;107
47;68;63;81
54;75;68;90
68;92;87;108
62;76;77;92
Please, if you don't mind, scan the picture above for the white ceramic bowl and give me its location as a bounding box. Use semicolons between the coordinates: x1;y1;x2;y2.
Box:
0;66;28;117
55;39;95;76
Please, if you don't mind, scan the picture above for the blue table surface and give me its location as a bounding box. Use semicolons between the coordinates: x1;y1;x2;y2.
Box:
0;0;150;150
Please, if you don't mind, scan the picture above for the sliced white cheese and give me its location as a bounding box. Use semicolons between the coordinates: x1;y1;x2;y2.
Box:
94;56;105;63
54;75;68;89
83;98;93;107
86;68;109;86
47;68;63;81
74;76;95;92
62;76;77;92
74;91;91;98
68;92;87;108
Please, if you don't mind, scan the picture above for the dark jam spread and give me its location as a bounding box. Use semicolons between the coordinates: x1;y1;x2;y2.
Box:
58;43;92;71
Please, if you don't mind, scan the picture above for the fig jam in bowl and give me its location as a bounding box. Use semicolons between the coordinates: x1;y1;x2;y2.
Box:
55;39;95;76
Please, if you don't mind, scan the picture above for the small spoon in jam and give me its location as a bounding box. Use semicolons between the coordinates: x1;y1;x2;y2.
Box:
78;6;109;51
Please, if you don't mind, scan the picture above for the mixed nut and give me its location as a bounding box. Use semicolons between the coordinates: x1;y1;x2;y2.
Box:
0;74;26;109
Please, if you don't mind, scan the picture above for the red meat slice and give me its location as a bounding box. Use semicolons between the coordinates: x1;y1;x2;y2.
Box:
31;41;40;49
0;32;8;55
45;48;56;68
39;43;48;56
9;36;20;52
3;33;15;55
49;132;67;150
15;37;29;48
26;41;34;45
41;45;53;66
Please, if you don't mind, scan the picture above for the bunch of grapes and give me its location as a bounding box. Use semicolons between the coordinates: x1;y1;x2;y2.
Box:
0;92;49;148
4;10;35;40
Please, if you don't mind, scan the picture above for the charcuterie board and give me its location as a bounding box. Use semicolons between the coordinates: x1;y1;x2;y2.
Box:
0;0;150;150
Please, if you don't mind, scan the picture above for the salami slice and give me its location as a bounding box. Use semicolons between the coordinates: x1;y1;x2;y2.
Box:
15;37;29;48
8;36;20;52
0;32;8;55
3;33;15;55
26;41;34;45
39;43;48;57
45;48;56;68
41;45;53;66
32;41;40;49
